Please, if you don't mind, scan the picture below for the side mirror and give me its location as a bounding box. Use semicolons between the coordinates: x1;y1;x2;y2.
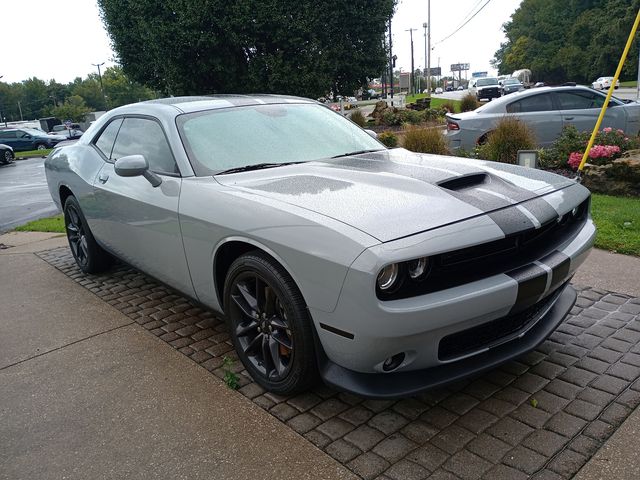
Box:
114;154;162;187
365;129;378;139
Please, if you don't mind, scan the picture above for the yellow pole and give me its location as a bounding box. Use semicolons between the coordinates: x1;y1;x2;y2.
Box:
577;8;640;174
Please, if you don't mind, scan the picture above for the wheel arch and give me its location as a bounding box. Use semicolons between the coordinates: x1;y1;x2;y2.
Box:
59;184;74;207
213;237;305;311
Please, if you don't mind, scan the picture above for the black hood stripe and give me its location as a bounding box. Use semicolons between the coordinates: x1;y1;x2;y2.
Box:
507;250;572;314
488;208;537;236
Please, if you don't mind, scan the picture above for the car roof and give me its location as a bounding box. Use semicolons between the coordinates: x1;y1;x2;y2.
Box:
139;94;317;114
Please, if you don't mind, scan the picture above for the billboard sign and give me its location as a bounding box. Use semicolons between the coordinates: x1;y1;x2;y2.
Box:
472;71;488;78
450;63;470;72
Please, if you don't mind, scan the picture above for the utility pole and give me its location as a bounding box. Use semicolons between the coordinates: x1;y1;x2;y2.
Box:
0;75;5;127
423;23;428;92
427;0;431;95
92;62;107;108
388;18;394;106
406;28;417;95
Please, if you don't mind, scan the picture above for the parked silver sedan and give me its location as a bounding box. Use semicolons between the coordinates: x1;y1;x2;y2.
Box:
45;95;594;398
446;85;640;151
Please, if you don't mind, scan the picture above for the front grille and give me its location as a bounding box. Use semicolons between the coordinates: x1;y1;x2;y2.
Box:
438;284;565;361
378;198;589;301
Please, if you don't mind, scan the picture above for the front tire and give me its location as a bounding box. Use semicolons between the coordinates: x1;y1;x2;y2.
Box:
224;252;317;395
1;150;13;164
63;196;111;274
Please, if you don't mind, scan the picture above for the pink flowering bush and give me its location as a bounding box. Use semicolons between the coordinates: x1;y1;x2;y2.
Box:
567;145;622;170
541;125;640;169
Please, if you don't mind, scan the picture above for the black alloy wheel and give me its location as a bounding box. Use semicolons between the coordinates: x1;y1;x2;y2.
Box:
63;196;111;274
224;252;317;395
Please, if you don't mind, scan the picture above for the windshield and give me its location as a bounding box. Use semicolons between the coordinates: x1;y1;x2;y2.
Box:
504;79;520;85
477;78;498;86
177;103;383;175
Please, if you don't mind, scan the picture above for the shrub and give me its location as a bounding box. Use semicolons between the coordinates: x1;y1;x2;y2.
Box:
438;101;457;114
402;126;450;155
378;131;398;148
460;93;479;112
477;117;536;164
349;110;367;127
545;125;640;169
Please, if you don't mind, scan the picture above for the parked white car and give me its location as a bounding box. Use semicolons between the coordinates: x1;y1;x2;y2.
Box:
434;87;444;94
592;77;619;90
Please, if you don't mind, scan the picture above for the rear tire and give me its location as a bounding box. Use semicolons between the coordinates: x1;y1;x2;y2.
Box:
63;196;111;274
224;251;317;395
36;144;48;151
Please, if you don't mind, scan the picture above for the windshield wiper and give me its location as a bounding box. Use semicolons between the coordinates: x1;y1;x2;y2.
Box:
330;149;385;159
216;162;304;175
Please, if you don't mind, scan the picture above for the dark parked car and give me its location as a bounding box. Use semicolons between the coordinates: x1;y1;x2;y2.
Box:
501;78;525;95
0;128;66;151
0;143;14;164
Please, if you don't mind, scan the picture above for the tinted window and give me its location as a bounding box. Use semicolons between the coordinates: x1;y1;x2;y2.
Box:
507;94;554;113
556;91;605;110
0;131;16;139
94;118;123;159
111;118;178;175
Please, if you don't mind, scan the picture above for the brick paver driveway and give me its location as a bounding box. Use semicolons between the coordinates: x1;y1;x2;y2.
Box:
40;247;640;480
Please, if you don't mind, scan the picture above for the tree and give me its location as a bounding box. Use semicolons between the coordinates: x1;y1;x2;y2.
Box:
101;65;157;107
493;0;640;84
97;0;395;98
48;95;91;122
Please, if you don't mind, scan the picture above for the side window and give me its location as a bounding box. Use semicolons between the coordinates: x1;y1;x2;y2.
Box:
94;119;123;159
0;131;15;139
556;91;602;110
111;118;178;175
506;94;554;113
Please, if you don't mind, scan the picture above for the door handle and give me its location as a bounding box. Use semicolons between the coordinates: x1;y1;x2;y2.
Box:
98;173;109;184
564;117;574;121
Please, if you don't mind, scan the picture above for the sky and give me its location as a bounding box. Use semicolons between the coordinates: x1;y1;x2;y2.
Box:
0;0;522;85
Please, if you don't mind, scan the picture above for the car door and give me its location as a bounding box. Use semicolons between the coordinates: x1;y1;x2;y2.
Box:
505;92;562;147
91;116;195;297
555;90;627;133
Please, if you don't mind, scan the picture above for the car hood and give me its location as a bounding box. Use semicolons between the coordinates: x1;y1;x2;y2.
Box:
215;149;574;242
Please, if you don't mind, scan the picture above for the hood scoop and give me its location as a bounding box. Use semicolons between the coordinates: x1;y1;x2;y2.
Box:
438;173;488;191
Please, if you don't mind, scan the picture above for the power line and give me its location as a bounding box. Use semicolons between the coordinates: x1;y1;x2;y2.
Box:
455;0;485;30
435;0;493;46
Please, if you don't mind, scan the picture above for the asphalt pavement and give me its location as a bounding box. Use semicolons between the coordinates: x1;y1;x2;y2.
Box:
0;157;59;233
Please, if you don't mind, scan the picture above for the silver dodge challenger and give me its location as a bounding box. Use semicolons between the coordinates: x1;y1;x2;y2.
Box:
44;95;595;398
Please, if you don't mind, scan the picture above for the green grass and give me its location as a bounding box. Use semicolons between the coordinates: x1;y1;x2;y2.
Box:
620;80;637;88
591;194;640;256
12;194;640;257
15;149;52;159
405;93;462;113
14;214;65;233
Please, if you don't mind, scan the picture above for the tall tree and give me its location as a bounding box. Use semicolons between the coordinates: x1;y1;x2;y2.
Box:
493;0;640;84
97;0;395;97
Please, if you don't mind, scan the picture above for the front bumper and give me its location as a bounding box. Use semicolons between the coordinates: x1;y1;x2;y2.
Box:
310;186;594;396
319;283;576;399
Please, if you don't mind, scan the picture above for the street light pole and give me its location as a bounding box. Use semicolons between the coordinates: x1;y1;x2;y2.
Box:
427;0;431;95
92;62;107;107
406;28;417;95
423;23;428;92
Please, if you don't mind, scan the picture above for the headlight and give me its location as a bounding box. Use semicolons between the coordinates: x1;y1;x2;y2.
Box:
377;263;400;291
407;257;429;280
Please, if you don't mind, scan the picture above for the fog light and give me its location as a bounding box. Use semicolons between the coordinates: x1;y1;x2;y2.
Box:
382;352;405;372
